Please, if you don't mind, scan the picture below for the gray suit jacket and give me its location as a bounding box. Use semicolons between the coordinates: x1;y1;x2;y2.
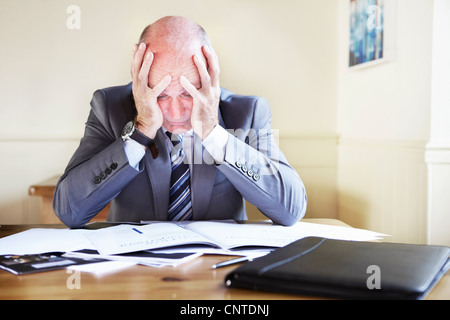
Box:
53;83;307;228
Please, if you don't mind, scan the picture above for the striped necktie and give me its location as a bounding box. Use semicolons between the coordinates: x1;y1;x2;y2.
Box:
166;132;193;221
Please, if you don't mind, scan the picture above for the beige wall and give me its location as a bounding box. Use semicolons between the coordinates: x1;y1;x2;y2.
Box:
337;0;432;142
0;0;338;223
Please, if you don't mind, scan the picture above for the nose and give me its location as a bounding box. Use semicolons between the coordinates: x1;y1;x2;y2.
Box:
167;98;185;120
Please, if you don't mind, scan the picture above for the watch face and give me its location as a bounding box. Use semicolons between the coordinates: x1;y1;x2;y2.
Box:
122;121;134;137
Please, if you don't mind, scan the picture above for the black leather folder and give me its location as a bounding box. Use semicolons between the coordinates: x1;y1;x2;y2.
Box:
225;237;450;300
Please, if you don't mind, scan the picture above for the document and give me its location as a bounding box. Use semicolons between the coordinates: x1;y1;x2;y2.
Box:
84;223;212;255
0;221;386;258
83;221;386;256
0;228;95;255
63;249;202;268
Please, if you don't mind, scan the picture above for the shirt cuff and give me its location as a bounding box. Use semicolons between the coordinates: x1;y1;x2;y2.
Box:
202;125;228;164
123;139;146;170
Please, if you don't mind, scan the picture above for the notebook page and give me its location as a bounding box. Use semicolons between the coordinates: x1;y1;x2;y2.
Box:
83;223;218;255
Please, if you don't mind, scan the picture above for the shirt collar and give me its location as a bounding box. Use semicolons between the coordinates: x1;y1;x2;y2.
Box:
161;127;194;140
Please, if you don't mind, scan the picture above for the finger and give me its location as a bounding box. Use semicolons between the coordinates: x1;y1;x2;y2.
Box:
132;43;138;56
138;51;154;85
131;43;139;63
193;53;211;90
131;42;146;81
202;46;220;87
152;75;172;96
180;75;200;99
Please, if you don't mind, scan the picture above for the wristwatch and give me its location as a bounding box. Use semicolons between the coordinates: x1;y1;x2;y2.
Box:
121;121;153;148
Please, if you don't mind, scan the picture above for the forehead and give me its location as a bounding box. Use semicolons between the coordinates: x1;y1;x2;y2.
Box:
149;53;201;89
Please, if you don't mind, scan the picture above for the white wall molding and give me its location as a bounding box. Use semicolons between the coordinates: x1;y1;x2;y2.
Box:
338;137;427;152
425;142;450;164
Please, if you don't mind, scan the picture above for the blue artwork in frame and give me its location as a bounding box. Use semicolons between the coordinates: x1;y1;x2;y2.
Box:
349;0;385;68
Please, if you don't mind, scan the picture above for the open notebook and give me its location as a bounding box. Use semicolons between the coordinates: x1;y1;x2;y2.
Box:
0;220;386;257
83;220;386;255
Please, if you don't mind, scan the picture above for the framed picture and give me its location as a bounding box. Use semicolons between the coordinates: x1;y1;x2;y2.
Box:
349;0;396;69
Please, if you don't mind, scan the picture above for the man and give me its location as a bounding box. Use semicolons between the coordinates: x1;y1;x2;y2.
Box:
53;16;307;228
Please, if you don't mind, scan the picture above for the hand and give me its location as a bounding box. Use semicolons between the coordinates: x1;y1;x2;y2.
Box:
131;43;171;139
180;46;220;140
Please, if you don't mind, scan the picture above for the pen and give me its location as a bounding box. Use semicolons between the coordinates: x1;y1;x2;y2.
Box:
211;256;252;269
132;228;143;234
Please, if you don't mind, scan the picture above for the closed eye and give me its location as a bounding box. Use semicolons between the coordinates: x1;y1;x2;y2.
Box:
157;94;169;101
181;92;192;99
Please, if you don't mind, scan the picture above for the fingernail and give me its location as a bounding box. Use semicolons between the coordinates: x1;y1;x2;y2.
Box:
139;42;145;50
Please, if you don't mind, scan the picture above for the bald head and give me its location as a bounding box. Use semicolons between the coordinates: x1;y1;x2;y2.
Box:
139;16;210;87
139;16;211;54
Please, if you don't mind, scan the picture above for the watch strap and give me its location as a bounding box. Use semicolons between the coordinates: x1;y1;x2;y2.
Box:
130;127;152;146
131;127;159;159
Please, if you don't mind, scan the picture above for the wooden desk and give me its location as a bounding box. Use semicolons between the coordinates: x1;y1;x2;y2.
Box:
0;220;448;300
29;175;109;224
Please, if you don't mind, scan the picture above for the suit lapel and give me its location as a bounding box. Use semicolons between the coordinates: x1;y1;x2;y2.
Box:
143;129;171;220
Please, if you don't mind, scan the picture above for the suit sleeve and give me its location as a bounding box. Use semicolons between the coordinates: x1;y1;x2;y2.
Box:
215;97;307;226
53;89;142;228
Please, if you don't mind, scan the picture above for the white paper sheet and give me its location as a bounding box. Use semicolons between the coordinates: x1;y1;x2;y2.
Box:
179;220;387;249
63;250;203;268
0;228;95;255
